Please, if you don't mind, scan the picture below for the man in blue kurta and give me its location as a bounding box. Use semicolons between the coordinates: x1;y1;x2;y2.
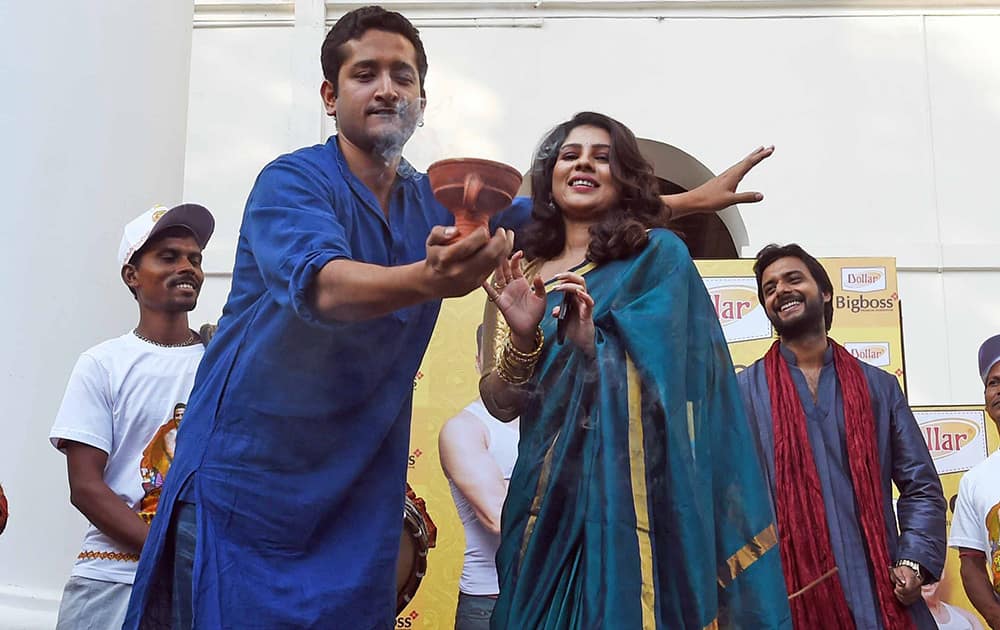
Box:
122;8;520;630
737;243;946;629
123;7;778;628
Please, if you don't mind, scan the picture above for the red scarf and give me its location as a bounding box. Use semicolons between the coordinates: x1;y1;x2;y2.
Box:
764;340;914;630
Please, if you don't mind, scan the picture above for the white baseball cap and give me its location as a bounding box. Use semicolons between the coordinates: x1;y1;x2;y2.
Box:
118;204;215;267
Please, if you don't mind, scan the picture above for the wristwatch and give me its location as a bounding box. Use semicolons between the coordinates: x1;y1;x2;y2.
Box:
893;559;923;582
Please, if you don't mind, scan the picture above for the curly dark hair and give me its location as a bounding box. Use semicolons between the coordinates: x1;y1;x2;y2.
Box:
519;112;669;264
321;6;428;98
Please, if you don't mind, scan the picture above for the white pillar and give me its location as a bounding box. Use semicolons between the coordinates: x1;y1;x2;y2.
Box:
0;2;194;624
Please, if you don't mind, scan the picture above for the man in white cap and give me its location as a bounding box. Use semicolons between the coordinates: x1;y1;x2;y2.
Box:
950;334;1000;629
48;204;214;630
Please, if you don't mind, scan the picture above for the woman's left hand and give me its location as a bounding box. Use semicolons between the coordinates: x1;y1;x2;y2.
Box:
483;251;548;351
552;272;596;358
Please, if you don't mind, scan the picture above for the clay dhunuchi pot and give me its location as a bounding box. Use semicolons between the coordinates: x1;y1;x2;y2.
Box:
426;158;523;238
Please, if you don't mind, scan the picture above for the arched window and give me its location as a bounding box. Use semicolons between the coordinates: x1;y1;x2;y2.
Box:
638;138;745;260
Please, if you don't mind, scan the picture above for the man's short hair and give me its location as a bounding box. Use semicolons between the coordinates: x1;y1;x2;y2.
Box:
753;243;835;332
320;6;428;98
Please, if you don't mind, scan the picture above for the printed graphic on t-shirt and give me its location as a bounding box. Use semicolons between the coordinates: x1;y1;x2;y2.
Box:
988;501;1000;596
138;402;185;523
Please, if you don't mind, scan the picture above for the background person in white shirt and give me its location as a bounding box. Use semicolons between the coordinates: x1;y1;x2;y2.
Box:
921;572;984;630
439;326;519;630
49;204;214;630
950;333;1000;629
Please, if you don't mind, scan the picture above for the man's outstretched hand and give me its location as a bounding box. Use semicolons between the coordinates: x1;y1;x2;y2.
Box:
424;226;512;299
666;145;775;218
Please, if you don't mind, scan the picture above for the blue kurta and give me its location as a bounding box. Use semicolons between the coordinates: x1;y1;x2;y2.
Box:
737;344;946;630
124;136;531;630
492;230;792;630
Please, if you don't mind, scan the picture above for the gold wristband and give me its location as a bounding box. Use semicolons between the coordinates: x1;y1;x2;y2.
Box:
496;327;544;385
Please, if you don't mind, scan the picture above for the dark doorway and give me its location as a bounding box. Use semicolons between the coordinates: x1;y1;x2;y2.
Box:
657;177;738;259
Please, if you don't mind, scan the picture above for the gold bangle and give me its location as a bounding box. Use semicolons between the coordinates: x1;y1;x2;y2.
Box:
495;327;544;385
497;347;534;383
507;327;544;361
496;360;532;385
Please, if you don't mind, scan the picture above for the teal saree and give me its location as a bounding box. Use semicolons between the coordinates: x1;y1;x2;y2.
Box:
488;230;791;629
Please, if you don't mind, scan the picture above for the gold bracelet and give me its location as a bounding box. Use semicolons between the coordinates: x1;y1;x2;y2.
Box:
506;327;544;361
497;346;534;382
496;358;532;385
497;356;533;384
495;327;544;385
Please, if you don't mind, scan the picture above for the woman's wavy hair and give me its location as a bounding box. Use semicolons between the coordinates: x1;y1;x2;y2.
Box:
519;112;669;264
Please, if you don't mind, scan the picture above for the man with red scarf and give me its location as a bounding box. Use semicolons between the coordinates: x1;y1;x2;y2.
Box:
737;243;946;629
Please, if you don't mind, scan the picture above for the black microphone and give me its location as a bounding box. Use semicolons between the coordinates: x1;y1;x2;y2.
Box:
556;292;571;344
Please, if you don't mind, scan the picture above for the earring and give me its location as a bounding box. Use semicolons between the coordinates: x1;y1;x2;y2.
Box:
417;119;424;128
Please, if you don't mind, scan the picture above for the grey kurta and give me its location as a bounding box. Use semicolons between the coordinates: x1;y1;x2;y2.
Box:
738;344;945;630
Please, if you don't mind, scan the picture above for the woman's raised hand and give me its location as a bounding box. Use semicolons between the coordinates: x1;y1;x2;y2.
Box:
551;272;595;359
482;250;547;351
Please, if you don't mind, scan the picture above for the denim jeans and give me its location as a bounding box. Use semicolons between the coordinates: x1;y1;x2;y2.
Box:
454;592;496;630
169;501;198;630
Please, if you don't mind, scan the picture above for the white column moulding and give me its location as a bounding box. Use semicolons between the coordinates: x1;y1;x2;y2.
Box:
0;3;195;626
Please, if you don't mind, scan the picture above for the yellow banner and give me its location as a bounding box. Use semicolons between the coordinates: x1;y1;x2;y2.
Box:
402;289;486;628
911;405;999;628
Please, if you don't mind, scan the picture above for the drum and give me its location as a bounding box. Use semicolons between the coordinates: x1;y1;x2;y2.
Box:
396;496;430;614
0;483;8;535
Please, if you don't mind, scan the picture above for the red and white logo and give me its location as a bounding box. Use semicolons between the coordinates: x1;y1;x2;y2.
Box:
841;267;886;293
844;342;890;367
914;410;989;475
702;277;771;343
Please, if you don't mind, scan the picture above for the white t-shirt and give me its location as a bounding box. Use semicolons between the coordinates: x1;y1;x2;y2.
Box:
949;448;1000;598
49;331;203;585
447;400;519;595
934;602;978;630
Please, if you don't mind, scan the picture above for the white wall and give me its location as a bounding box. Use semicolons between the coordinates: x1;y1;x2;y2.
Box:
0;3;194;626
187;2;1000;414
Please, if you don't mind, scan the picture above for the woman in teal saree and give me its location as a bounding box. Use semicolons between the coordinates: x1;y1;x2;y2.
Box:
480;112;791;629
